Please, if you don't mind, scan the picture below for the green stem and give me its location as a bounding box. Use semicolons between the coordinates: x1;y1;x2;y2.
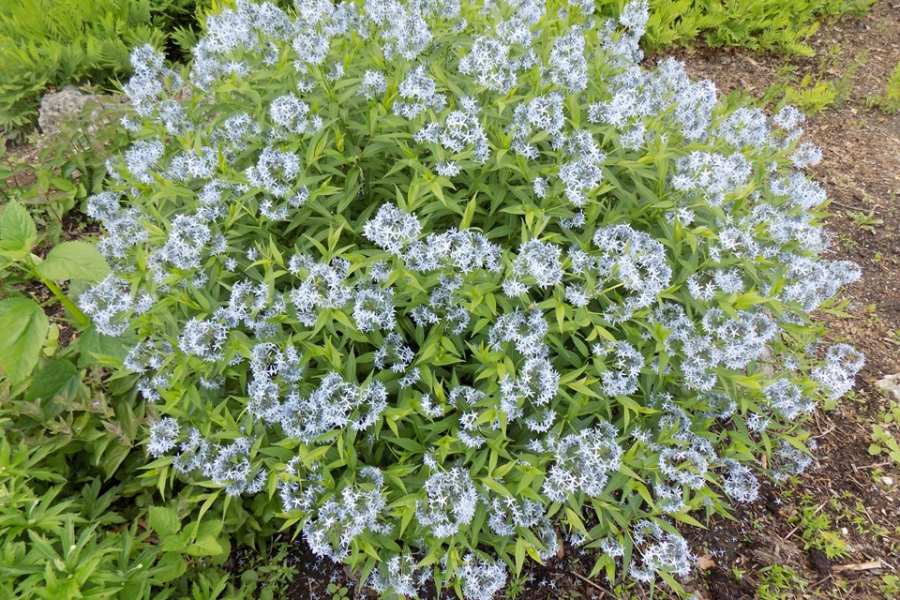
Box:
36;273;91;330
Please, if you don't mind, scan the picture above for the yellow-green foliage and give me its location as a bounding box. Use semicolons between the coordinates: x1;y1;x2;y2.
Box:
869;62;900;113
629;0;875;55
783;77;839;115
1;0;875;134
0;0;206;133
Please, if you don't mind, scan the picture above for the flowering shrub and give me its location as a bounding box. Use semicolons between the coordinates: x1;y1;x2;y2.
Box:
84;0;863;596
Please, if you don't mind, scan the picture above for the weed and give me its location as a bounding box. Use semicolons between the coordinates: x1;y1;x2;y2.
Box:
780;51;867;115
757;564;807;600
783;77;839;114
848;209;884;233
790;498;850;560
326;581;350;600
239;544;298;600
868;401;900;466
882;574;900;596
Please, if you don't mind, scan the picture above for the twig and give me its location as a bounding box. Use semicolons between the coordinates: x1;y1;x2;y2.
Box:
570;571;607;597
813;424;836;439
827;199;861;211
851;460;892;472
832;559;886;573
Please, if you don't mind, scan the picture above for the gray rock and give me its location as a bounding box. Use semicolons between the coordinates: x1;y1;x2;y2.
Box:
37;86;100;136
876;373;900;402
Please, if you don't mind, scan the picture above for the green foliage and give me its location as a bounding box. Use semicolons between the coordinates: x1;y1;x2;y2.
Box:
756;564;806;599
326;581;351;600
868;61;900;114
868;400;900;466
1;97;131;231
0;0;876;135
237;544;299;600
82;0;868;595
789;499;850;560
761;49;865;116
848;208;883;234
782;76;839;115
0;442;186;598
606;0;875;55
38;240;111;282
0;295;49;384
0;199;105;373
0;0;210;133
0;1;876;597
883;574;900;597
0;283;170;598
0;99;250;600
0;197;266;599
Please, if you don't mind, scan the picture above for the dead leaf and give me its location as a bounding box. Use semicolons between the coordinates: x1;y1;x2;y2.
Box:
697;555;716;570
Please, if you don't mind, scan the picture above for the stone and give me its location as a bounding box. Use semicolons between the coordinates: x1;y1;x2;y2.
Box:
876;373;900;402
37;86;100;136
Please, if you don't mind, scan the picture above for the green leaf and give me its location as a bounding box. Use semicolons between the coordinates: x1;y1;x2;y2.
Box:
149;506;181;538
515;537;527;574
24;359;79;404
187;533;226;557
0;200;37;257
76;325;132;368
461;193;478;229
734;290;767;310
36;241;109;282
0;296;49;383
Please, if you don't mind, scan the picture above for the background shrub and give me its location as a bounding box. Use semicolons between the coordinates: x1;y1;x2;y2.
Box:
632;0;875;55
0;0;207;133
72;1;866;597
0;0;874;136
0;101;265;600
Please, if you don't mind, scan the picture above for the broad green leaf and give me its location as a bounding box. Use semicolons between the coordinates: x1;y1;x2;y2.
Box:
76;325;131;367
186;534;225;556
0;200;37;256
24;359;79;405
0;296;48;383
36;241;109;282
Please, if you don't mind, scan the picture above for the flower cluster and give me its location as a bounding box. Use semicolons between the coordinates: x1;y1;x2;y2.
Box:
84;0;862;596
416;467;478;538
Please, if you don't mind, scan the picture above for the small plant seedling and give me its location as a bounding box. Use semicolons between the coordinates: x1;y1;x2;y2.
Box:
848;209;883;233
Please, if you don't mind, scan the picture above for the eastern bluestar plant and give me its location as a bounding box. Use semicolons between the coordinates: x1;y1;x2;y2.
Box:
83;0;862;596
